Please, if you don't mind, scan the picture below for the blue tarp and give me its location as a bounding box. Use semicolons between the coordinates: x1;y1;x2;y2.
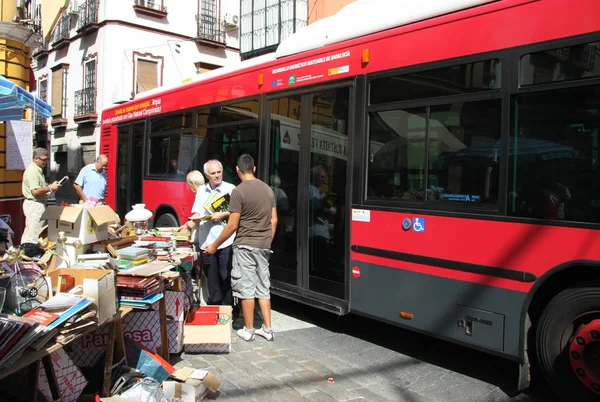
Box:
0;74;52;121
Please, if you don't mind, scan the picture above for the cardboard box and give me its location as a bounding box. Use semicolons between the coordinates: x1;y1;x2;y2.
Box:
183;306;231;354
167;319;184;354
41;205;118;244
166;291;186;354
38;348;88;402
121;310;162;354
67;325;110;367
55;242;86;268
163;368;220;402
47;268;117;325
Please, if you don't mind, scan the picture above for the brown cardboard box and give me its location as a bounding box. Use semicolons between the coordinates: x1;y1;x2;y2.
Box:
183;306;232;354
41;205;118;244
47;268;117;324
163;368;220;402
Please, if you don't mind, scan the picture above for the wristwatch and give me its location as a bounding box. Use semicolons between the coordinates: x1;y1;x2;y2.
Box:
47;186;53;195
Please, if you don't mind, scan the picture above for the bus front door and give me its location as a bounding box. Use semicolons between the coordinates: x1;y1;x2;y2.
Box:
116;122;145;221
267;84;352;310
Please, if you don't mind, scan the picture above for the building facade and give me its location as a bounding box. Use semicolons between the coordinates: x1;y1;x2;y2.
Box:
31;0;241;203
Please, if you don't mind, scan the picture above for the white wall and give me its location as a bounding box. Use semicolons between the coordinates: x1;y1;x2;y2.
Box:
32;0;241;174
103;23;241;106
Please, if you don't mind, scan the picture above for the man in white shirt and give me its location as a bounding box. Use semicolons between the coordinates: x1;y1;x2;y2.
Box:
184;160;235;305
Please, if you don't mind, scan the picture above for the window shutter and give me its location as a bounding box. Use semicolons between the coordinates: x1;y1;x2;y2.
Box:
51;69;63;116
137;60;158;93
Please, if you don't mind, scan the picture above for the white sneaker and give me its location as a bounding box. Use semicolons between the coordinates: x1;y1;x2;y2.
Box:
237;327;255;341
255;325;274;341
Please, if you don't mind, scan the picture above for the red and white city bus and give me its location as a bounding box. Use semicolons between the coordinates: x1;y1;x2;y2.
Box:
101;0;600;399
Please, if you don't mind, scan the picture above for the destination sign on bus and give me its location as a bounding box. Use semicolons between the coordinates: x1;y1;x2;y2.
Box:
102;98;163;125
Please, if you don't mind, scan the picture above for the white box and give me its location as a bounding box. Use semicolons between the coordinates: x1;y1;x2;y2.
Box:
68;325;110;367
47;268;117;325
167;319;184;354
38;348;88;402
163;369;220;402
121;310;162;354
41;205;118;244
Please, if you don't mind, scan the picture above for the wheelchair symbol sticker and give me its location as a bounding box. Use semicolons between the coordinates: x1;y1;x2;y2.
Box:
413;217;425;232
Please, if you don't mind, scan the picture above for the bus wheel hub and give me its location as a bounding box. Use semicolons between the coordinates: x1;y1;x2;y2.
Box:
569;319;600;394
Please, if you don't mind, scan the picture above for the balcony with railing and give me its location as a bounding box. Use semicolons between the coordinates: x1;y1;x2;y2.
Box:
35;114;48;130
74;87;97;124
77;0;100;33
51;15;71;48
32;40;49;59
15;3;42;34
196;16;226;46
133;0;168;18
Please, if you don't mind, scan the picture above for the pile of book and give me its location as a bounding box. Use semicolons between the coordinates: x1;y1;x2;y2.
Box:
116;275;163;309
117;246;150;262
0;314;50;369
0;292;98;363
111;246;150;270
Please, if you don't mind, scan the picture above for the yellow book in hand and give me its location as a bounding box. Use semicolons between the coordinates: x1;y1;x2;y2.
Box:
189;214;213;222
203;192;221;214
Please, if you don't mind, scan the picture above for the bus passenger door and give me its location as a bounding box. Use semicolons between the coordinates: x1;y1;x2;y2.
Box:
267;84;352;310
116;122;145;220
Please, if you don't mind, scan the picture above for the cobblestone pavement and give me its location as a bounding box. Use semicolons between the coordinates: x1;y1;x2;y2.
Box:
173;298;553;402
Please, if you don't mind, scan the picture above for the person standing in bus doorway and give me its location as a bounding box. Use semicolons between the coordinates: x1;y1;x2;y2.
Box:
73;154;108;206
204;154;278;342
194;160;236;306
21;148;61;244
309;165;336;274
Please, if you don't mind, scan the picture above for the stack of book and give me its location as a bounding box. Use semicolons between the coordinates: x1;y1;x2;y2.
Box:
111;246;150;271
117;246;150;262
109;257;149;271
116;275;163;309
15;293;97;349
0;314;50;369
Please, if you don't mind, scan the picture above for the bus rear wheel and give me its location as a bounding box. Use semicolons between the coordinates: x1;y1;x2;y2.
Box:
155;213;178;228
536;287;600;402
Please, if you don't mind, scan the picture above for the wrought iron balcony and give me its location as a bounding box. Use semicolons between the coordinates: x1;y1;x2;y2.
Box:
196;15;226;46
32;40;49;58
74;87;97;123
77;0;100;33
16;3;42;34
133;0;168;18
35;114;48;129
51;15;71;47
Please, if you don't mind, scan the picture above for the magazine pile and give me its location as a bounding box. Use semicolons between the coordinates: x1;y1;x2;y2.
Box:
0;293;95;368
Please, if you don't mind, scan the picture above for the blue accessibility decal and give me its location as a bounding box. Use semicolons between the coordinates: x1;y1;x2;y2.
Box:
413;217;425;232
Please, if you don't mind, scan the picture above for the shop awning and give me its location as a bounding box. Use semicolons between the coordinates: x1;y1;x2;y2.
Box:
0;75;52;121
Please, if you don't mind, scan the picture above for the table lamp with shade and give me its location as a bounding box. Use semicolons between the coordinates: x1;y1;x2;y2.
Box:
125;204;153;235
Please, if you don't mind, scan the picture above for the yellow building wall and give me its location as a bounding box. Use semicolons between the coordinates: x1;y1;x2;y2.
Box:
0;37;31;199
1;0;19;22
42;0;69;41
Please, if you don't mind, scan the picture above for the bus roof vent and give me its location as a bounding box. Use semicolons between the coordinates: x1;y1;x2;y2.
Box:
275;0;495;59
